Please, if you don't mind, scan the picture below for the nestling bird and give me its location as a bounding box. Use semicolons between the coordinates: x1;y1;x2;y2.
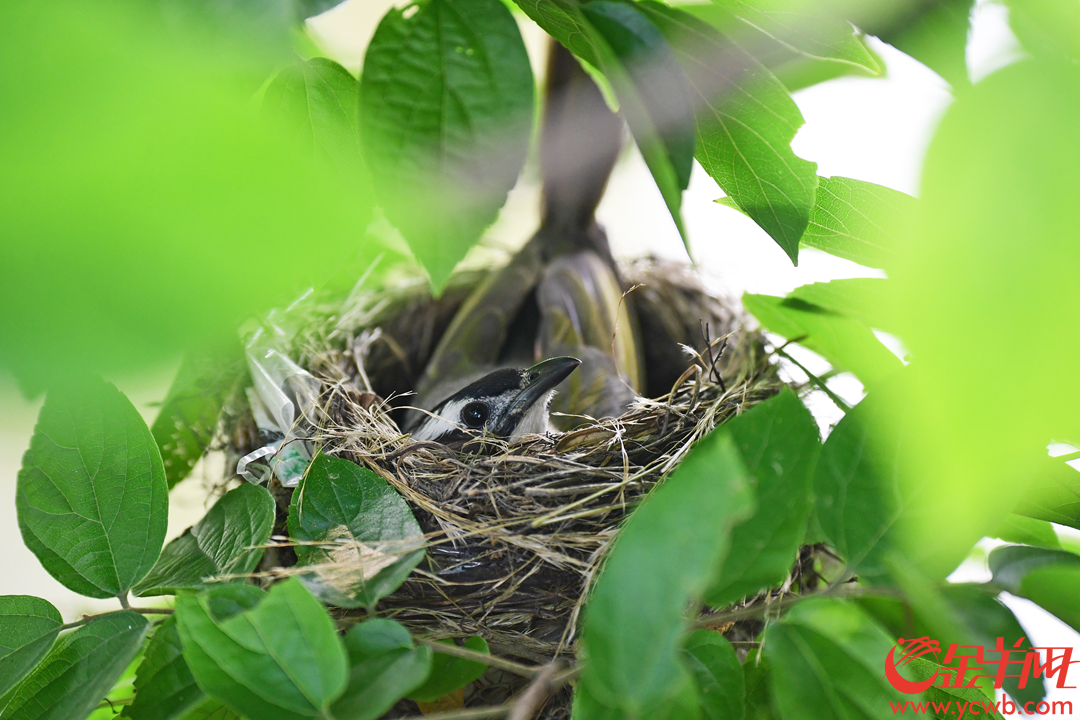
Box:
410;356;580;446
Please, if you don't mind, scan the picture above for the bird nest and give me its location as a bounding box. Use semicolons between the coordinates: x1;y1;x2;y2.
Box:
231;256;789;714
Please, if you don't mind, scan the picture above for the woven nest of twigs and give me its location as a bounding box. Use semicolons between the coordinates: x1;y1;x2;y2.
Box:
230;256;799;716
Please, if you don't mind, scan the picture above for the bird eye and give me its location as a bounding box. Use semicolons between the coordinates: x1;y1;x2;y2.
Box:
461;402;489;429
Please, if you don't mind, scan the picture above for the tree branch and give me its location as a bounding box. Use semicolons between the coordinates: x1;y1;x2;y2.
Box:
61;607;173;631
416;638;545;679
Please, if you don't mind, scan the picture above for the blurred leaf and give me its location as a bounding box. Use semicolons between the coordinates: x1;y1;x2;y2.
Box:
406;636;488;704
988;545;1080;593
742;293;901;386
903;657;1000;717
888;61;1080;581
1015;565;1080;633
1005;0;1080;64
17;376;168;598
158;0;297;63
867;0;974;87
294;0;347;21
743;659;778;720
1015;456;1080;531
263;57;373;220
764;599;904;720
359;0;534;293
813;380;917;580
0;0;383;393
684;631;744;720
331;619;432;720
134;483;274;597
288;454;423;609
643;4;818;264
122;617;203;720
991;514;1061;550
707;389;820;608
177;698;243;720
0;596;62;697
583;1;694;247
788;279;896;335
175;579;347;720
2;612;150;720
152;347;246;490
580;431;753;714
710;0;879;72
574;674;700;720
799;177;914;270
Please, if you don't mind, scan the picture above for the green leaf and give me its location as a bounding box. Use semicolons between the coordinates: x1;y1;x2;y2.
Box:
294;0;346;21
574;674;701;720
152;347;246;491
581;1;693;246
175;579;347;720
764;599;904;720
263;57;373;216
742;293;901;386
330;619;432;720
510;0;603;67
867;0;974;88
177;698;243;720
799;177;915;271
580;431;753;714
710;0;879;72
121;617;203;720
359;0;534;293
707;389;820;608
1015;565;1080;634
684;631;744;720
0;596;62;697
16;376;169;598
743;658;778;720
2;612;150;720
1015;455;1080;531
406;636;489;704
1005;0;1080;65
134;483;275;596
988;545;1080;593
991;514;1061;550
288;454;423;609
788;278;897;335
903;657;1000;718
642;4;818;264
813;382;911;579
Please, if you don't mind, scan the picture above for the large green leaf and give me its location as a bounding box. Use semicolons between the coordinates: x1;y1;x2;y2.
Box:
122;617;203;720
134;483;275;596
706;389;820;608
580;431;753;714
742;293;901;386
330;619;432;720
17;376;168;598
288;454;423;609
1016;565;1080;634
799;177;915;271
813;380;918;580
406;636;489;704
865;0;974;88
1005;0;1080;64
175;579;347;720
263;57;373;213
0;596;62;697
359;0;534;293
788;278;896;335
643;4;818;264
684;631;744;720
1015;455;1080;531
988;545;1080;593
177;699;243;720
764;599;904;720
991;514;1061;550
709;0;879;73
581;1;694;246
152;347;246;490
2;612;150;720
510;0;602;67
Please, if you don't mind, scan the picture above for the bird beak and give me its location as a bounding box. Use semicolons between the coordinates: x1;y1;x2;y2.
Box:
493;356;581;436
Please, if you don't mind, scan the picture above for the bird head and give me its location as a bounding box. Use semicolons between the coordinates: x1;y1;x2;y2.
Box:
409;356;581;446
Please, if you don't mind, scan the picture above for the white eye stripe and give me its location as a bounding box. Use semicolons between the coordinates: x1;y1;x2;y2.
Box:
410;399;470;442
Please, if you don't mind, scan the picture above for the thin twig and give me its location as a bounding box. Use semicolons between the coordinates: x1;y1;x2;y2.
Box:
416;638;542;678
62;607;173;631
507;661;564;720
775;348;852;412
